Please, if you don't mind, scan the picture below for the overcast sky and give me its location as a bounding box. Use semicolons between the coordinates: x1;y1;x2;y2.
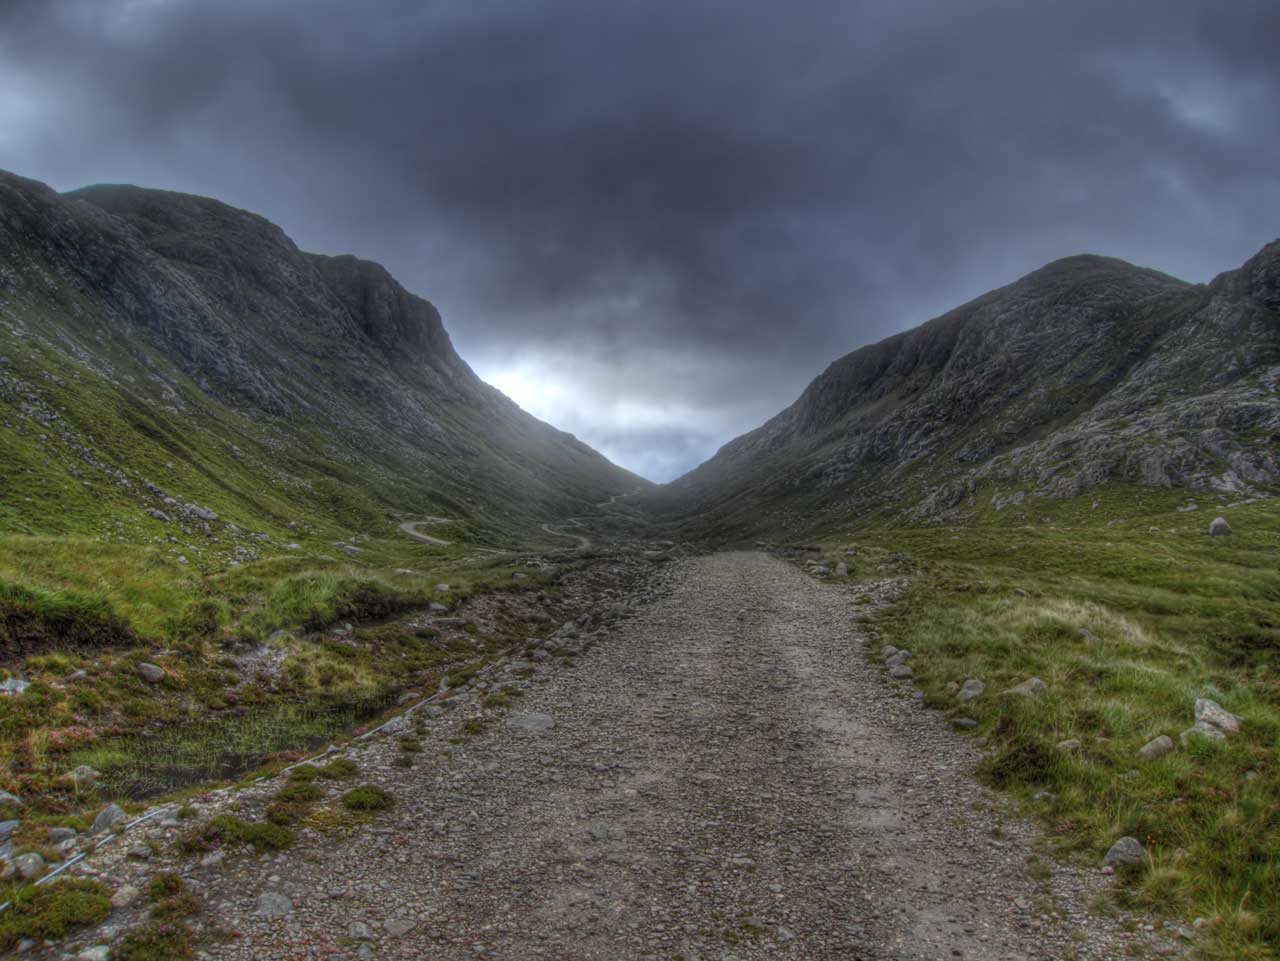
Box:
2;0;1278;480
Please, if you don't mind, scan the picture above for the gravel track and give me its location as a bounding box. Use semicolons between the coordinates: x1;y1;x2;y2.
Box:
71;552;1171;960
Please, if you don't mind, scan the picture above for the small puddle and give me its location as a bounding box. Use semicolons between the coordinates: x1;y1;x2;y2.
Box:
71;690;398;801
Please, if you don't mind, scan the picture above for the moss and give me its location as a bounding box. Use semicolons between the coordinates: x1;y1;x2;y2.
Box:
317;758;359;779
113;921;194;961
146;872;184;902
151;892;202;921
274;780;322;803
286;764;320;782
177;815;293;854
341;785;394;811
0;879;111;949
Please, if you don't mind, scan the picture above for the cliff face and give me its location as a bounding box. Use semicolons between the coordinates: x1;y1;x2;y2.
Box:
0;170;641;544
663;245;1280;531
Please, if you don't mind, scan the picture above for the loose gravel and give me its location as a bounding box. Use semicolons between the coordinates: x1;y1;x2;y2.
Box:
50;552;1180;960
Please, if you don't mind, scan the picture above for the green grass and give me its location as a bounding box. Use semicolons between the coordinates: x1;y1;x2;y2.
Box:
802;486;1280;958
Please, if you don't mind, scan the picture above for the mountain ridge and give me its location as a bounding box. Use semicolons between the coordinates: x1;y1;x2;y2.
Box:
0;169;644;563
658;240;1280;537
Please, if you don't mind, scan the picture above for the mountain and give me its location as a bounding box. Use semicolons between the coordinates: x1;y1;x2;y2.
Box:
0;169;643;563
660;245;1280;538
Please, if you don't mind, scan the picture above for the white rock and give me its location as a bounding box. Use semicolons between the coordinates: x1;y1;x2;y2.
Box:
1194;698;1242;733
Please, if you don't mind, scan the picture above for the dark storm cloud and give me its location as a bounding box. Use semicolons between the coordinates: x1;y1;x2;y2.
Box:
2;0;1278;479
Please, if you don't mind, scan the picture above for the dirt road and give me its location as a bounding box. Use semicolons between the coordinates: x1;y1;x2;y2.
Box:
73;553;1171;960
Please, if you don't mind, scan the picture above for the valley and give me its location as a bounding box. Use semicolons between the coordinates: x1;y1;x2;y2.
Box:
0;168;1277;959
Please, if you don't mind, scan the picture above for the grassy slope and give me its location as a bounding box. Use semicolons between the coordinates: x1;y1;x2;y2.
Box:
783;484;1280;958
0;262;617;818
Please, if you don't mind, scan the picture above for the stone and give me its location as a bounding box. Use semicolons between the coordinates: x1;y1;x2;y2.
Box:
111;884;140;909
349;920;375;940
428;602;449;614
63;765;101;789
1103;836;1146;866
0;790;22;808
136;662;165;684
881;645;899;658
0;678;29;696
255;891;293;918
385;918;416;937
0;821;18;840
127;844;152;860
1137;735;1174;761
887;664;913;680
77;947;111;961
1209;516;1232;537
810;566;831;576
835;562;848;577
507;712;556;735
1003;677;1048;698
952;717;978;729
956;678;985;702
1194;698;1242;734
14;851;44;879
92;803;128;834
1056;739;1081;753
1180;721;1226;745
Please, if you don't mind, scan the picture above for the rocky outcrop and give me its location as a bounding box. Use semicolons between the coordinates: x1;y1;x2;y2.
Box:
0;169;643;526
661;245;1280;528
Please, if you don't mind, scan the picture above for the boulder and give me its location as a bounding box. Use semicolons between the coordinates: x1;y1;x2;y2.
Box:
956;678;985;702
0;790;22;808
1136;735;1174;761
1180;720;1226;746
14;851;44;879
0;820;18;840
1209;516;1232;537
136;662;165;684
92;803;128;835
0;678;29;696
1103;836;1146;866
1195;698;1242;733
110;884;140;909
1003;677;1048;698
887;664;913;680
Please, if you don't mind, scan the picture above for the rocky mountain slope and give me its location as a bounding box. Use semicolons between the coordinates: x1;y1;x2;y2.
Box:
660;244;1280;537
0;169;643;562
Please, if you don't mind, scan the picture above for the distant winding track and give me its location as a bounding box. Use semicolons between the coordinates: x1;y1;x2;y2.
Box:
397;516;457;546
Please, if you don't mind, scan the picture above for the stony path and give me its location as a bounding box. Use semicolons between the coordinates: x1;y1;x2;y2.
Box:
70;552;1168;960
